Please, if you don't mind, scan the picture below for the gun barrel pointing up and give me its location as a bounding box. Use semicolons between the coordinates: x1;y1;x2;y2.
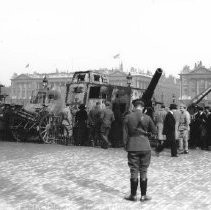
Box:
141;68;163;106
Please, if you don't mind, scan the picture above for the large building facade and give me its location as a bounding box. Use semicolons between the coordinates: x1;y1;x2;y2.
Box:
10;72;73;104
10;62;211;107
179;61;211;106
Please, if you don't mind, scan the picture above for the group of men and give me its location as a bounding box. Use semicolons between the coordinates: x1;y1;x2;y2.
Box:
190;106;211;150
154;103;211;155
74;101;115;149
154;103;191;157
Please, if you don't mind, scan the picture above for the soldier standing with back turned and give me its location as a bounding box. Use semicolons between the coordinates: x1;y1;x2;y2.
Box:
123;99;157;202
100;101;115;149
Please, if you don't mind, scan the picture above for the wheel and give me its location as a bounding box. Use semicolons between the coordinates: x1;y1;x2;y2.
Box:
38;114;53;144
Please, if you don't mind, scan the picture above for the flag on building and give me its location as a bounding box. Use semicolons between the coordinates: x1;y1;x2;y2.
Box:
113;54;120;59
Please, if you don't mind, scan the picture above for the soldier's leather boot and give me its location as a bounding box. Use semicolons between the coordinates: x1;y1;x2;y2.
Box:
124;179;138;201
140;179;152;202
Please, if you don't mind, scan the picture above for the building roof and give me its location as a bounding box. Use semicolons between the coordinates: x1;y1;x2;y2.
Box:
11;72;74;80
108;70;152;78
189;67;211;74
180;61;211;75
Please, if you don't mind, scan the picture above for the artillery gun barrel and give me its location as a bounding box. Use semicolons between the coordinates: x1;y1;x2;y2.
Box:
15;109;36;122
7;104;37;122
191;86;211;105
187;86;211;115
141;68;163;106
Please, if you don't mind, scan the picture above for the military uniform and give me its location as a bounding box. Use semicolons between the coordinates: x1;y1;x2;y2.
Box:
178;109;189;154
123;101;157;202
100;102;115;149
88;103;101;146
154;106;167;141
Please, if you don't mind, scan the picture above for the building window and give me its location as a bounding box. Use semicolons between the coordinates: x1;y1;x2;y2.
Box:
94;75;100;82
78;74;86;82
89;86;100;99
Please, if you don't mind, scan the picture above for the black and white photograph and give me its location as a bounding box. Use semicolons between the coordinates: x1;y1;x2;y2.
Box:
0;0;211;209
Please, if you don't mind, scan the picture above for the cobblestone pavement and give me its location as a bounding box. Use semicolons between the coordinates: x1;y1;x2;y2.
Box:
0;141;210;210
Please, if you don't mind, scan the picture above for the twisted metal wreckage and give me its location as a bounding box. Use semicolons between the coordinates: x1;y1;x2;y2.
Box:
0;68;164;145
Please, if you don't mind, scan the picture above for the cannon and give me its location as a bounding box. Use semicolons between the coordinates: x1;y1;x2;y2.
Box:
140;68;163;117
187;86;211;115
141;68;163;106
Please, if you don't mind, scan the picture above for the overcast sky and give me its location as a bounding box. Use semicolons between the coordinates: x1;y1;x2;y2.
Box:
1;0;211;86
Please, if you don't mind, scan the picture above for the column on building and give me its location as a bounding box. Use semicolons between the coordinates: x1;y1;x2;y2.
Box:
187;78;190;97
196;79;199;95
205;79;208;89
27;82;31;99
24;83;27;99
136;79;139;88
19;83;22;99
11;82;15;99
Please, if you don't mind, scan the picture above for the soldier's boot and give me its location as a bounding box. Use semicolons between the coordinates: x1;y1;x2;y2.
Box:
124;179;138;201
140;179;152;202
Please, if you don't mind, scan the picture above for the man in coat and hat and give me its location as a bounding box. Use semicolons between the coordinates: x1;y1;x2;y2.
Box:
163;103;178;157
75;104;88;146
123;99;157;202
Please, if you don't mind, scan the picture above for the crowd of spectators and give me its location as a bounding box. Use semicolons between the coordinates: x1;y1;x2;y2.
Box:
154;103;211;155
190;106;211;150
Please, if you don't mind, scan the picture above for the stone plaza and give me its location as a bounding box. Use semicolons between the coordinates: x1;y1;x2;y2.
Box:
0;141;210;210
